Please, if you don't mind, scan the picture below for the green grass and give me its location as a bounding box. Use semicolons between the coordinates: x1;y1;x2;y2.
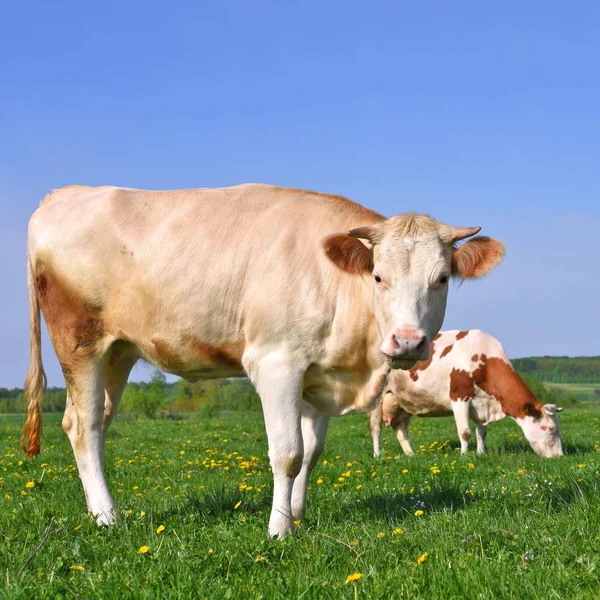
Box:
2;409;600;599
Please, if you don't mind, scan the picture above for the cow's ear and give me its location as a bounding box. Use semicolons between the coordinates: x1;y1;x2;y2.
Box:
451;236;505;279
322;234;373;274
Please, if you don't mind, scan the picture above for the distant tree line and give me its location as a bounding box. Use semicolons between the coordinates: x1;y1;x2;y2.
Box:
0;367;580;416
512;356;600;383
0;370;261;418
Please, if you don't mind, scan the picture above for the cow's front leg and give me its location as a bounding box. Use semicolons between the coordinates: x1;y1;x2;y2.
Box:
369;403;383;457
291;403;330;521
244;349;305;539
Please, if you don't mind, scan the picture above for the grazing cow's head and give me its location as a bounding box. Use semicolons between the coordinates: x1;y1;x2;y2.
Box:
518;404;564;458
324;214;505;369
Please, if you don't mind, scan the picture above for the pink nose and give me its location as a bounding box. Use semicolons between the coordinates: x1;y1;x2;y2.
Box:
381;328;428;360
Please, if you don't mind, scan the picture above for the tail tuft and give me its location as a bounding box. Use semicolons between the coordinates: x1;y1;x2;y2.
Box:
21;258;47;457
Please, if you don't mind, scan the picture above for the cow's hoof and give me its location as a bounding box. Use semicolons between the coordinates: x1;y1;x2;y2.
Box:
268;515;296;539
92;508;119;527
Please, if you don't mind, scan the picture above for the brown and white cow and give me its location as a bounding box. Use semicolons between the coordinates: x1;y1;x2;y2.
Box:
22;184;504;538
369;329;563;458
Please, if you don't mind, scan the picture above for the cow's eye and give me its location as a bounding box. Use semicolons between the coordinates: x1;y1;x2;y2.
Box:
439;275;449;285
374;275;382;283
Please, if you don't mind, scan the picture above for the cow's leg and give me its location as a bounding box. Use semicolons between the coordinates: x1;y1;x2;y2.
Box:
393;415;414;456
452;400;472;454
62;360;116;525
244;350;305;539
475;422;487;454
291;403;330;521
370;403;383;457
103;344;138;433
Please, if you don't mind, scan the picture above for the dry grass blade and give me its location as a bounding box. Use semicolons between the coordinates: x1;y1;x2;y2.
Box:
18;517;56;578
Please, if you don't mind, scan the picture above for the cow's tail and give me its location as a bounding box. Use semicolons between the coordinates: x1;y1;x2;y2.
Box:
21;257;47;457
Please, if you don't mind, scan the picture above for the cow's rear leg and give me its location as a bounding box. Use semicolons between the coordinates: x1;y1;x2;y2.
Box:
244;350;305;539
452;400;472;454
291;403;330;521
475;423;487;454
62;360;116;525
103;343;138;432
394;416;414;456
369;403;383;457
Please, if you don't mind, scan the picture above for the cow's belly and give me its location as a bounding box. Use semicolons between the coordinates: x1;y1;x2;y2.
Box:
395;388;451;417
109;333;246;381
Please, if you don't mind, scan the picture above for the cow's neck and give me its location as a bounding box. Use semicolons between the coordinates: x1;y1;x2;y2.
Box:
474;356;544;420
328;275;390;412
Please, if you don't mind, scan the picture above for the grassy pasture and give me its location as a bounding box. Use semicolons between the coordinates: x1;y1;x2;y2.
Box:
1;409;600;599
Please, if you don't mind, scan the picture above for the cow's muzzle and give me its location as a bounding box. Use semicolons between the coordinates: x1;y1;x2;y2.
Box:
381;328;428;369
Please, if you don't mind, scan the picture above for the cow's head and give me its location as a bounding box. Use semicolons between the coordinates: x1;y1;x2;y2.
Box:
323;214;505;369
518;404;564;458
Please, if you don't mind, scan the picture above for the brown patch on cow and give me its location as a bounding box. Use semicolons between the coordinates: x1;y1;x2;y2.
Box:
281;454;303;478
35;265;104;369
322;234;373;274
452;236;505;279
456;330;469;341
185;337;243;370
409;338;437;382
471;354;479;362
449;368;475;401
440;344;454;359
471;356;543;419
148;339;187;373
60;363;75;388
74;317;103;351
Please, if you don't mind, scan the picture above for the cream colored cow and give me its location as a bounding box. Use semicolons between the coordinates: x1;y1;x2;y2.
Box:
369;330;563;458
22;184;504;538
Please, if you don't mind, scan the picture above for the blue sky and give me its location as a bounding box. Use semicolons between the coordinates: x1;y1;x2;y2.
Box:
1;1;598;387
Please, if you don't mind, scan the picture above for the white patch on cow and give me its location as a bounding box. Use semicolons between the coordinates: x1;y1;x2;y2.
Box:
404;237;415;250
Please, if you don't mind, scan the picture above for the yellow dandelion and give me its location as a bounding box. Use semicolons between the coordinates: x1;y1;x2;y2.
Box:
345;572;362;583
5;494;11;500
356;485;362;490
208;548;214;555
414;510;424;517
349;541;357;547
317;478;323;484
392;528;403;535
234;500;242;510
25;481;35;489
140;511;146;517
138;545;150;554
156;524;165;534
294;520;301;526
377;532;385;539
416;552;428;566
74;525;81;531
254;556;265;562
402;469;409;474
69;565;84;571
